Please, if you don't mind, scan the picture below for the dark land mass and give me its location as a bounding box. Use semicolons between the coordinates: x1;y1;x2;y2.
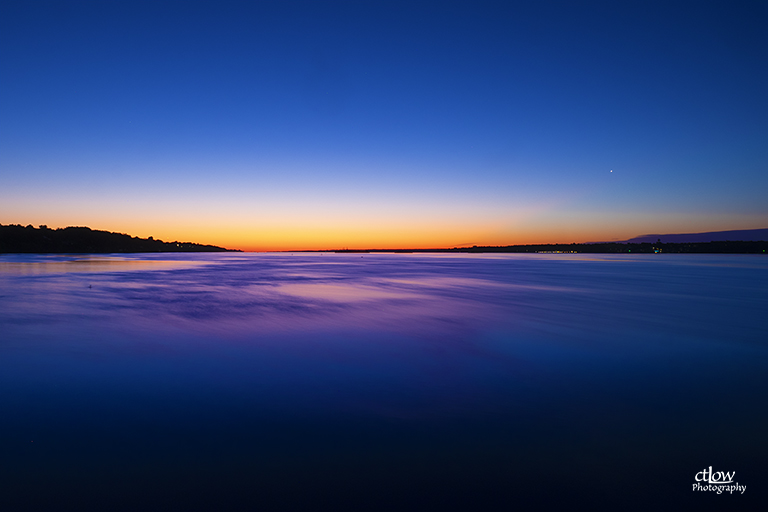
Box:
334;241;767;254
3;224;765;254
331;228;768;254
624;228;768;243
0;224;237;253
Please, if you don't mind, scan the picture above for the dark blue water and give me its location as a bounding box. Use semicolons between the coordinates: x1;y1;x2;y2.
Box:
1;253;766;510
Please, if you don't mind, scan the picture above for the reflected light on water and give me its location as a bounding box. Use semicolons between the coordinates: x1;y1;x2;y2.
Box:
0;252;766;510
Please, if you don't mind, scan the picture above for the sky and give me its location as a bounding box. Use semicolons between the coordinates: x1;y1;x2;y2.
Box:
1;0;766;251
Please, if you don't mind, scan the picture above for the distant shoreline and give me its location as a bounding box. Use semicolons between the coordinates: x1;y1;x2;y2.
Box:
325;241;767;254
2;224;766;254
0;224;238;253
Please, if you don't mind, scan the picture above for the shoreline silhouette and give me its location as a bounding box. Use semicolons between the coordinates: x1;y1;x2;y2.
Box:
2;224;766;254
0;224;237;253
330;241;767;254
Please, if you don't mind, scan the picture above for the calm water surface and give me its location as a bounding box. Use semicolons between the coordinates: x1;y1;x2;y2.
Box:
1;253;766;510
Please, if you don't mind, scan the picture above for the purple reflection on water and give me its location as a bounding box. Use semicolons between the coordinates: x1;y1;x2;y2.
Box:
1;253;766;510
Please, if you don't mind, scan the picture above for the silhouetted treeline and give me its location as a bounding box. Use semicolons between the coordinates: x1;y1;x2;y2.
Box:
0;224;236;253
625;228;768;243
335;241;768;254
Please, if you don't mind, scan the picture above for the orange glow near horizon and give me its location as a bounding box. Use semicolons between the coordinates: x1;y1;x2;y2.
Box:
3;192;765;252
2;211;765;251
5;217;758;252
0;218;621;251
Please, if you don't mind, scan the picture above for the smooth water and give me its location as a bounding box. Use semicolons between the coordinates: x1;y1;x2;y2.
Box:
1;253;766;510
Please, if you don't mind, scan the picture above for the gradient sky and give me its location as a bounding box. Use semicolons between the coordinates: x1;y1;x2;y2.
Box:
1;0;766;251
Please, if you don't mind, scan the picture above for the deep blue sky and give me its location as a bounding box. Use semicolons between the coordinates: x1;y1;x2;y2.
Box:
1;0;766;249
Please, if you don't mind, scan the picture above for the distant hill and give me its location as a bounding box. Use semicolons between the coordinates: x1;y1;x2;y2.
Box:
332;240;767;254
0;224;237;253
625;228;768;243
